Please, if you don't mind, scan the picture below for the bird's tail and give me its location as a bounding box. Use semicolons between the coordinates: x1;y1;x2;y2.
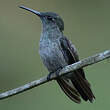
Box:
57;71;95;103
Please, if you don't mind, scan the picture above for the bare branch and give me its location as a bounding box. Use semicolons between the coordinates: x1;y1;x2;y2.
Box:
0;50;110;100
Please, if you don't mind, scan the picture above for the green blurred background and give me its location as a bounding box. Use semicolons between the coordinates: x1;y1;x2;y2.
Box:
0;0;110;110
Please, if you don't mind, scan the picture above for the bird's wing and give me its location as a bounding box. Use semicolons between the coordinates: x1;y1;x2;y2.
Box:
56;36;95;103
59;36;86;79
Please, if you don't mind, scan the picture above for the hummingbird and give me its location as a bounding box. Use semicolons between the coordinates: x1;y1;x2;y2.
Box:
19;6;95;103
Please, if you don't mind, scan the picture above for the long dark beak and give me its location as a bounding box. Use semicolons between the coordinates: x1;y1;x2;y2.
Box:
19;6;41;16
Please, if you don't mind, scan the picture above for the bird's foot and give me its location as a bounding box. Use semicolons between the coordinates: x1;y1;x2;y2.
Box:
47;72;53;80
54;68;62;78
47;67;62;80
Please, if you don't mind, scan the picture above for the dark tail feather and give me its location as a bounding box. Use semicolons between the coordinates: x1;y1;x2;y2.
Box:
71;71;95;102
57;78;81;103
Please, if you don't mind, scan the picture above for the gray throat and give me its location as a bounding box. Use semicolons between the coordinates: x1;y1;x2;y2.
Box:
40;23;63;41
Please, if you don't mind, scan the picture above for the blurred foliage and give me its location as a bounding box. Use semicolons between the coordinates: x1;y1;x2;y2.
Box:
0;0;110;110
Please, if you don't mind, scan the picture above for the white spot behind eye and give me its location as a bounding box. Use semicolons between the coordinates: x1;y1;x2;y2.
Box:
47;16;54;21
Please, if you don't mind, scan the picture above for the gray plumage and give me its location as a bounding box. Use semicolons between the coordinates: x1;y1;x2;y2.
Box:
19;6;95;103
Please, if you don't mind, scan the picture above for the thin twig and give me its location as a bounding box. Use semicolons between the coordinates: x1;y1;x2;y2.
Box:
0;50;110;100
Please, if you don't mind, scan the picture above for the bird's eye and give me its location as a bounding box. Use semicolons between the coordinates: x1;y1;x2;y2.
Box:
47;16;54;21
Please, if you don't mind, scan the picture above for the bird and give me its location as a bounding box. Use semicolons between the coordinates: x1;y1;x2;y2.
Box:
19;6;95;103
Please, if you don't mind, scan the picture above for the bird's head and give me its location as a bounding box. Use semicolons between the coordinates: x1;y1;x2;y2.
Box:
19;6;64;31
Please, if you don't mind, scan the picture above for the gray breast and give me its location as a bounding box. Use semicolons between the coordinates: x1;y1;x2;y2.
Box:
39;39;67;72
